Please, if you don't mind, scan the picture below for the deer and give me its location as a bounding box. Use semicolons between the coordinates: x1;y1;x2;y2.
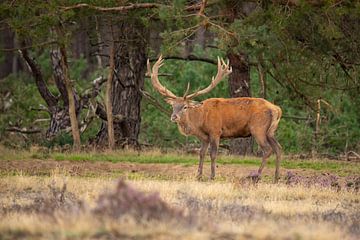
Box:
147;55;282;182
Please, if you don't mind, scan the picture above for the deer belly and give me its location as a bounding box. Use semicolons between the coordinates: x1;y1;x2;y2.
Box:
221;125;251;138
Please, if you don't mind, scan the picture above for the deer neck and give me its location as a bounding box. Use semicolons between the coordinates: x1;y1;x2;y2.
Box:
177;107;203;136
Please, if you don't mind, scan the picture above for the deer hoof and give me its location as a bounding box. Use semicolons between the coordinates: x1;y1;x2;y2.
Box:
247;171;261;183
196;174;203;181
274;176;280;184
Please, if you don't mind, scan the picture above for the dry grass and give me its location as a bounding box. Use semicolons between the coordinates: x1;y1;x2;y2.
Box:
0;169;359;240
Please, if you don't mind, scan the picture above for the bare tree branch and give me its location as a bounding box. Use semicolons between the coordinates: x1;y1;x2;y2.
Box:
20;48;58;110
60;3;161;12
60;2;211;12
5;127;41;134
140;90;171;116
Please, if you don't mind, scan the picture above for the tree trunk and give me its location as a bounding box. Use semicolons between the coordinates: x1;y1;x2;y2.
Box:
105;23;115;150
59;45;81;151
95;22;146;148
227;52;253;155
0;29;16;79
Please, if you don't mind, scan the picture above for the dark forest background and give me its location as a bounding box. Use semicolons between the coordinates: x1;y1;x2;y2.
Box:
0;0;359;158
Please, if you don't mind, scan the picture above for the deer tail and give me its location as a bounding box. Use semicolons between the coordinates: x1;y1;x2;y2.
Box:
267;105;282;141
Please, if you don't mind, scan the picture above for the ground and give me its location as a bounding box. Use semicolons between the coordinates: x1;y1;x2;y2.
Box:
0;147;359;239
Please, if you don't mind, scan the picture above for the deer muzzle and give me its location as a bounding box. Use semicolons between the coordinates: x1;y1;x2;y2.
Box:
170;114;179;122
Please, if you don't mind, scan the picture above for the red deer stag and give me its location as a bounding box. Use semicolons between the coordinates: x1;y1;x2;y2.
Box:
147;56;282;182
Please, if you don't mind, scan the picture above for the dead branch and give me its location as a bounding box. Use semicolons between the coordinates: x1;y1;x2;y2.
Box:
198;0;207;16
60;3;161;12
30;105;50;113
140;90;171;116
346;151;360;160
145;73;173;78
95;104;126;123
5;127;41;134
60;2;210;13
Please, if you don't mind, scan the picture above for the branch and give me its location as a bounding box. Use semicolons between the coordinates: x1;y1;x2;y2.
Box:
270;61;316;111
151;55;217;65
346;151;360;159
198;0;207;16
81;76;106;106
60;3;161;12
0;40;57;52
30;105;50;113
5;127;41;134
145;73;173;78
50;49;70;106
140;90;171;116
60;2;209;12
95;103;126;123
20;48;58;110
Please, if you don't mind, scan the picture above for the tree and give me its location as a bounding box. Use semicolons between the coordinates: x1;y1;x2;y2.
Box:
94;19;147;148
105;21;115;150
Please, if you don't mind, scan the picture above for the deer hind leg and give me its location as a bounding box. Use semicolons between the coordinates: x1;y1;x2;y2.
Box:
252;133;272;178
267;135;282;183
209;137;220;180
197;140;209;180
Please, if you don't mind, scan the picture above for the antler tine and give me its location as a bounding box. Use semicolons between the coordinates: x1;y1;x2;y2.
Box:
183;82;191;99
146;59;151;76
185;57;232;99
149;55;178;99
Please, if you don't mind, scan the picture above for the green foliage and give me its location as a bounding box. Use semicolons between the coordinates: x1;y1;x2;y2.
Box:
1;0;359;156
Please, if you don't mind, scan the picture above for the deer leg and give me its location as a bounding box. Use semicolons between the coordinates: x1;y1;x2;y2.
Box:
252;133;272;180
209;137;220;180
197;140;209;180
258;146;272;175
267;136;282;183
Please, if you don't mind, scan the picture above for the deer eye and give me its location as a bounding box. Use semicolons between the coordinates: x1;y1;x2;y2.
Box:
183;105;188;110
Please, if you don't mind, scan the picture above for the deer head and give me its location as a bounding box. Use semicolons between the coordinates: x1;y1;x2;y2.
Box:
147;55;232;122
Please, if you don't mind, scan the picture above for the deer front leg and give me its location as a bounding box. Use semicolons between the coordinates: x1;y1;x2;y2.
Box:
197;141;209;180
209;137;220;180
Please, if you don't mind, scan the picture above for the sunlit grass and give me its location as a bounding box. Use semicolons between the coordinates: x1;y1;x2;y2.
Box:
0;173;358;239
0;145;359;175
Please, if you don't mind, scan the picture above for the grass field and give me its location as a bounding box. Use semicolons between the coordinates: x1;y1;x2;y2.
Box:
0;146;359;239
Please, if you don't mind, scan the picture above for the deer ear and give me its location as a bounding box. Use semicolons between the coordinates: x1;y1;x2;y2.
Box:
165;98;176;105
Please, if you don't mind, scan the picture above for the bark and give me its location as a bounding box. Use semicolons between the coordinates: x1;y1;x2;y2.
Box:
105;23;115;150
95;21;147;148
20;48;58;111
50;49;69;106
48;48;82;139
223;1;257;156
0;29;16;79
227;52;253;156
95;17;103;69
59;45;81;151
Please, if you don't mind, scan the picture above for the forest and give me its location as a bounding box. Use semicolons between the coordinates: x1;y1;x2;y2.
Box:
0;0;359;156
0;1;359;239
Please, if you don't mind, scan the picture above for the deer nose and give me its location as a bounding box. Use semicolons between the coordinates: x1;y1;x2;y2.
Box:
171;114;178;122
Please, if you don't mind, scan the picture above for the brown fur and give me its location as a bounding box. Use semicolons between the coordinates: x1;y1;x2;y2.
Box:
169;97;282;182
148;56;282;182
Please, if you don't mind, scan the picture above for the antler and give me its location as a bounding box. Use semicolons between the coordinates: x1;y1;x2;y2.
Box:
147;55;178;99
185;57;232;99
